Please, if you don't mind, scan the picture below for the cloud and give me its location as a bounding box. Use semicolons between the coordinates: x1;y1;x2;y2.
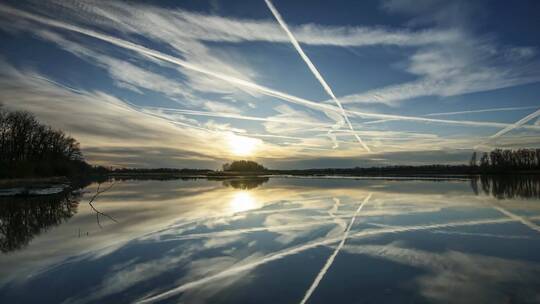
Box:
22;0;460;47
1;0;538;163
203;101;243;114
343;243;540;304
340;41;540;106
0;60;258;167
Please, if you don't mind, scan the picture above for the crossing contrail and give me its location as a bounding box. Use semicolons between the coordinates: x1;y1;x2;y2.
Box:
3;3;536;134
491;205;540;234
300;194;372;304
135;215;533;303
264;0;371;152
488;108;540;140
0;4;343;115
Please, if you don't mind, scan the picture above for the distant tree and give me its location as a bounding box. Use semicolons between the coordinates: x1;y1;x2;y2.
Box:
480;152;490;168
472;149;540;172
222;160;267;172
469;151;477;167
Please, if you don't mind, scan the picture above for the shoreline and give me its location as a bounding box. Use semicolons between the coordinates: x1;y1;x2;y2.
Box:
2;171;539;187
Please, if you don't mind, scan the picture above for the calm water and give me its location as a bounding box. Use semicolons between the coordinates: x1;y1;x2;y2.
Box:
1;177;540;303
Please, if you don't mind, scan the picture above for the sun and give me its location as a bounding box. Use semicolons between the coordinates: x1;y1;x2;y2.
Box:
228;134;258;156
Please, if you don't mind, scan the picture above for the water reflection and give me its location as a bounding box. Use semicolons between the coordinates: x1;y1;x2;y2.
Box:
472;175;540;199
221;177;269;189
0;189;81;253
229;191;260;213
1;177;540;304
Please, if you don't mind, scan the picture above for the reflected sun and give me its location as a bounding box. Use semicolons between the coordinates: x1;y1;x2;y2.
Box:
228;134;258;156
229;191;258;213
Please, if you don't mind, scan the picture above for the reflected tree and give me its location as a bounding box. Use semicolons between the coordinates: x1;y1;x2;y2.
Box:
222;177;269;190
0;189;81;253
87;182;118;228
471;175;540;199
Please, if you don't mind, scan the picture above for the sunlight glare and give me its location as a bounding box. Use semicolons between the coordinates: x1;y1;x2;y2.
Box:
229;191;258;213
228;134;258;156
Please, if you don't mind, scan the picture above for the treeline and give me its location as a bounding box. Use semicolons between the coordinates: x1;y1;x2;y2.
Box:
0;107;94;178
270;165;474;176
470;149;540;172
111;168;212;174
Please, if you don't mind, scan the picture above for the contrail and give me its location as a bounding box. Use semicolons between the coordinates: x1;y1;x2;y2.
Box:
5;4;539;141
147;221;337;242
0;4;342;115
300;194;372;304
488;108;540;140
357;112;540;131
264;0;370;152
140;106;331;127
140;104;540;139
424;106;540;117
135;215;530;303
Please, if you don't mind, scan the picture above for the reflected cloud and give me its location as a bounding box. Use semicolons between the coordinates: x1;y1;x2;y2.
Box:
2;178;540;303
343;243;540;304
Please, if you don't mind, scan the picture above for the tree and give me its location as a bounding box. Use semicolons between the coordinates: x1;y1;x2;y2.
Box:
469;151;477;167
222;160;267;172
0;106;90;178
479;152;489;168
472;149;540;172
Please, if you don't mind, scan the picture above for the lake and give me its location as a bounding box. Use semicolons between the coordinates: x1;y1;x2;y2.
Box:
1;176;540;303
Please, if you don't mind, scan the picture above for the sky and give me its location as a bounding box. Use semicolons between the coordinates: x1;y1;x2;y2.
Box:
0;0;539;169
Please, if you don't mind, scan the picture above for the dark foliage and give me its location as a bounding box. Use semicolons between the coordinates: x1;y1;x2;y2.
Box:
473;148;540;172
0;189;81;253
222;160;267;172
222;177;269;189
0;106;93;178
471;175;540;199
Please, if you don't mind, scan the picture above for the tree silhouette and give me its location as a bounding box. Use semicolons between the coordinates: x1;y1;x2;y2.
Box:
222;160;267;172
0;189;81;253
0;106;90;178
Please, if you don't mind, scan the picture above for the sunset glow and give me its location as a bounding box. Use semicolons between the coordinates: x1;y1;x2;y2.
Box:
228;135;258;156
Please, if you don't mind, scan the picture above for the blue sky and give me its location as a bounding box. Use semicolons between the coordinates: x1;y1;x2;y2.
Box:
0;0;539;169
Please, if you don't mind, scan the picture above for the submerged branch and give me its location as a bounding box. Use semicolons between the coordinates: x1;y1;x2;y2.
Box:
88;181;117;228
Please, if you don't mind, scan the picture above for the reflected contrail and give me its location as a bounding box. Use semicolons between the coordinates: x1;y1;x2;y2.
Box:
136;215;532;303
149;221;337;242
264;0;370;152
431;230;535;240
491;205;540;234
300;194;372;304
